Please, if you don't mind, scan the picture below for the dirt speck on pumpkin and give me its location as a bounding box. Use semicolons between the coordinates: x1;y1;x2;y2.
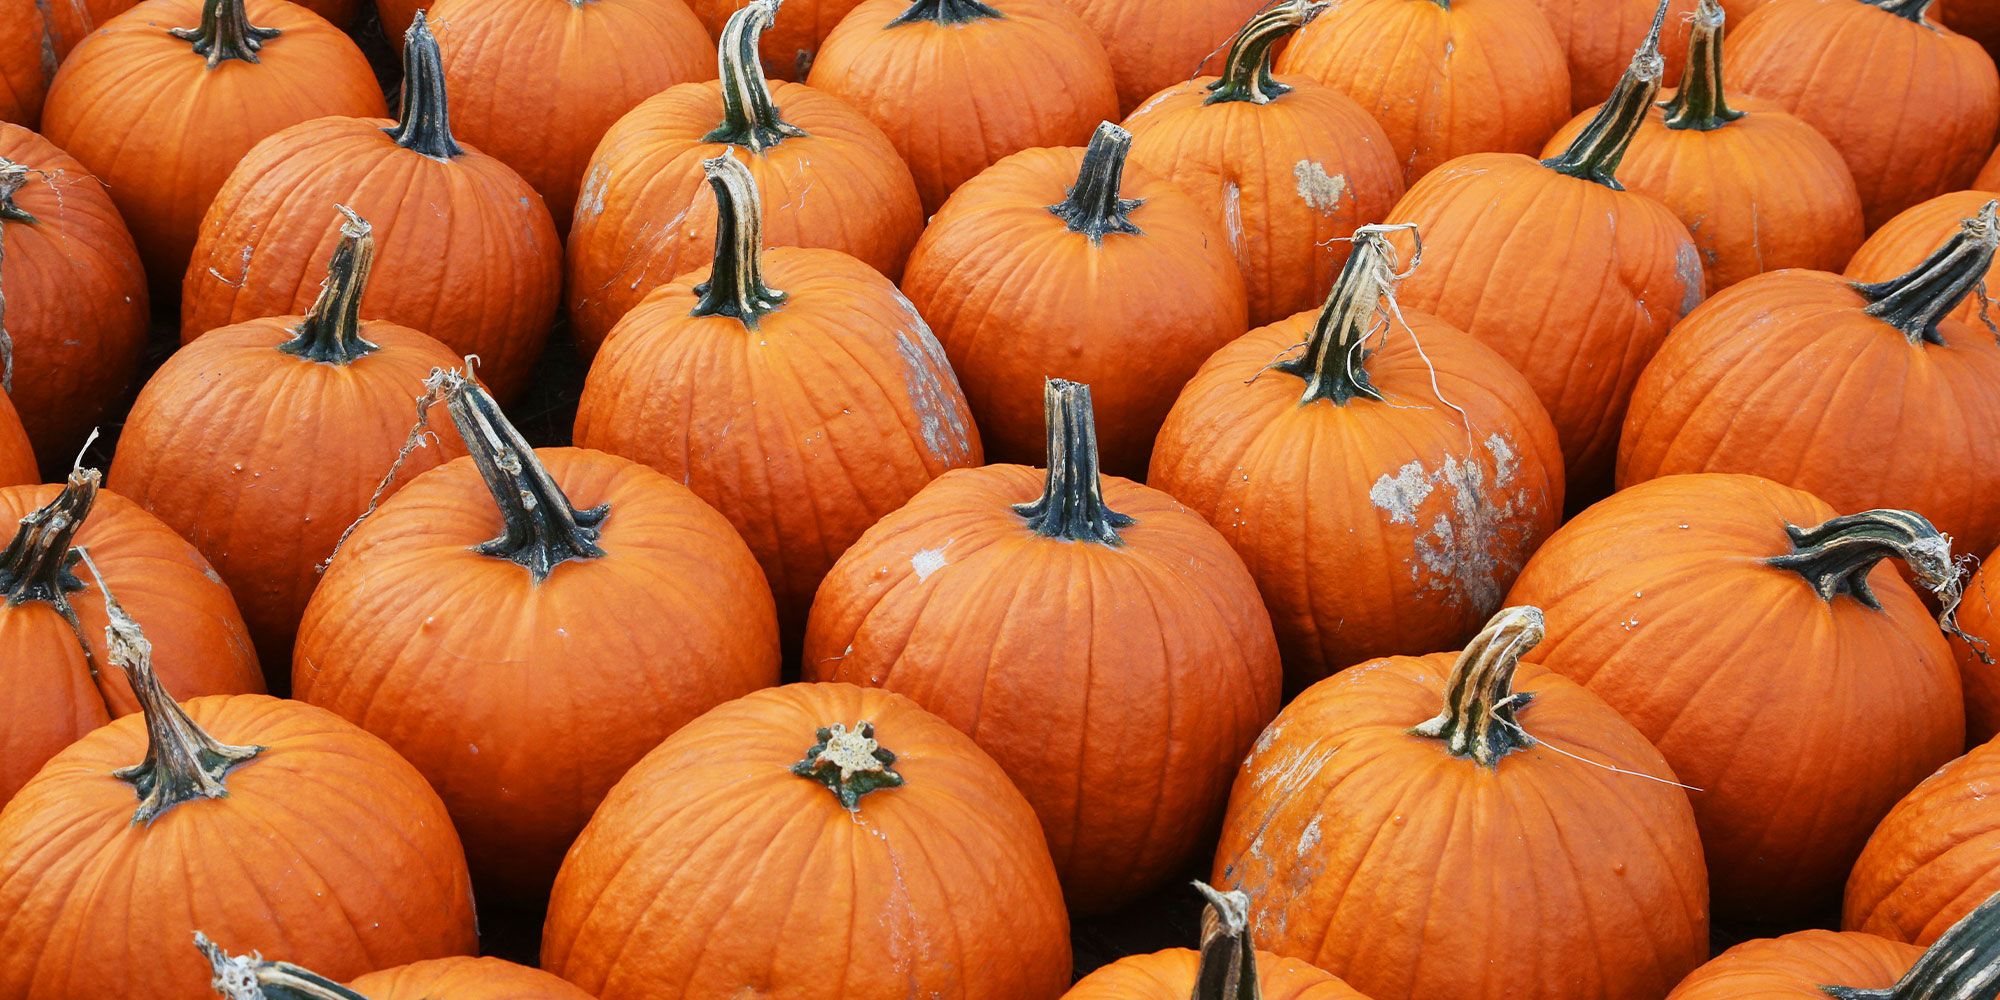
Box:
1293;160;1347;213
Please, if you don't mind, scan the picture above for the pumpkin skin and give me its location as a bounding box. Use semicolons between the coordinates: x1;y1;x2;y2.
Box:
27;0;142;62
1149;227;1564;689
805;380;1282;911
1664;930;1920;998
1723;0;2000;230
1533;0;1697;110
1845;190;2000;329
1845;737;2000;945
0;124;150;461
1059;0;1267;114
541;682;1073;1000
1123;2;1406;327
0;0;48;129
428;0;717;234
806;0;1119;214
1274;0;1572;184
1503;474;1965;921
40;0;386;288
0;395;34;486
687;0;863;79
1212;607;1710;1000
1952;549;2000;742
350;957;598;999
295;373;781;901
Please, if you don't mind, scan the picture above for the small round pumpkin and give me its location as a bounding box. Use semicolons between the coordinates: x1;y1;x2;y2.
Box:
1845;189;2000;329
1122;1;1406;327
567;0;924;356
1213;606;1710;1000
1845;737;2000;946
198;939;598;999
1533;0;1697;110
1951;549;2000;742
1059;0;1267;114
686;0;863;80
541;682;1073;1000
181;16;561;401
806;0;1118;214
1668;892;2000;998
1060;883;1368;1000
806;379;1282;911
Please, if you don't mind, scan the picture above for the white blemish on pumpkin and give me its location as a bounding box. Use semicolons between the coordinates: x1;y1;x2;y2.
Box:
1367;460;1434;524
1222;181;1244;256
207;244;254;289
1369;433;1539;614
1675;240;1704;317
576;163;612;222
1296;815;1322;856
1293;160;1347;213
893;297;974;464
910;539;952;581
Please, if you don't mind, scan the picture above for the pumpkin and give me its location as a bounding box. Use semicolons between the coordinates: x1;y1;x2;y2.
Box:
30;0;143;62
294;369;780;901
180;16;561;402
1060;883;1368;1000
687;0;863;80
0;469;263;805
805;379;1282;911
900;123;1247;474
1723;0;2000;229
0;0;48;129
40;0;385;288
0;394;33;487
574;154;979;653
0;125;149;460
1122;0;1406;327
540;682;1073;1000
1668;891;2000;998
1845;737;2000;946
567;0;923;356
0;586;475;998
1382;15;1703;497
1533;0;1697;110
1503;474;1966;922
1060;0;1267;114
196;938;598;999
806;0;1118;214
1544;0;1864;290
1618;202;2000;560
1212;605;1710;1000
1951;550;2000;742
112;210;466;675
1940;0;2000;60
1149;225;1564;689
427;0;716;234
1275;0;1571;184
1845;190;2000;331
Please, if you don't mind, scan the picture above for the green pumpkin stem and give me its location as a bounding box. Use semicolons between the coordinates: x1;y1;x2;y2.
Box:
1862;0;1936;22
1049;122;1144;244
1275;225;1413;405
1411;606;1545;766
1541;0;1671;188
384;12;464;159
1853;201;1999;346
792;721;904;809
279;207;380;365
705;0;808;151
1821;891;2000;999
690;154;787;328
194;933;369;1000
1013;379;1136;544
1204;0;1326;105
1190;882;1263;1000
169;0;281;68
888;0;1002;25
1661;0;1743;131
1766;508;1991;660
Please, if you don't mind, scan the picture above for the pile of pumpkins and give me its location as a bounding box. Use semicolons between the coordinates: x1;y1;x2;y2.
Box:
4;0;2000;994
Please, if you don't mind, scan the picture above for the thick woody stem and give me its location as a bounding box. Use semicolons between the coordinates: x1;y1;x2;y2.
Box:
168;0;281;68
1411;606;1545;766
1012;379;1137;544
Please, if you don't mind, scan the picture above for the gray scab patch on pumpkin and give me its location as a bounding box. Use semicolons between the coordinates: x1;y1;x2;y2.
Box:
576;163;612;223
1675;240;1705;317
1369;433;1537;614
1293;160;1348;213
893;297;974;464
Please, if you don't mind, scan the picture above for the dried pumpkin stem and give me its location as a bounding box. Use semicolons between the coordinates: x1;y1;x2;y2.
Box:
1661;0;1742;131
1853;201;1999;345
1863;0;1936;22
1013;379;1136;544
195;933;368;1000
1189;882;1262;1000
0;468;96;606
0;160;34;224
169;0;281;68
281;207;380;364
1767;509;1958;608
691;154;787;328
1276;226;1410;405
1205;0;1325;105
888;0;1001;25
1821;891;2000;999
1411;606;1544;766
1049;122;1144;244
705;0;808;151
385;12;464;160
1541;0;1670;187
792;721;904;809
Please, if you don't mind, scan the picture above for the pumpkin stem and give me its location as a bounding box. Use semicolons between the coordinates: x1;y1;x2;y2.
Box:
1275;225;1415;405
1540;0;1670;188
0;159;35;223
1049;122;1144;244
1767;508;1960;610
431;368;608;581
1189;882;1263;1000
1661;0;1742;131
1821;891;2000;999
1205;0;1326;105
888;0;1002;25
1411;606;1544;766
279;207;380;365
1013;379;1136;544
1861;0;1936;22
690;154;788;329
792;720;904;810
1852;201;1999;346
0;468;96;607
384;12;464;160
169;0;281;68
705;0;808;152
194;933;369;1000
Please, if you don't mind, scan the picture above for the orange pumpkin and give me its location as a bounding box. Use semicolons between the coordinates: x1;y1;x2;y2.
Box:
686;0;863;79
295;370;780;901
1846;190;2000;330
805;379;1282;911
0;0;48;129
29;0;142;61
1060;883;1368;1000
1952;549;2000;742
1723;0;2000;229
1383;17;1703;496
181;16;561;402
1845;737;2000;946
1544;0;1863;290
900;124;1247;475
1149;226;1563;689
1275;0;1571;184
1123;1;1406;326
1668;893;2000;998
1533;0;1696;110
1504;475;1965;922
0;394;33;487
197;939;598;999
1060;0;1267;114
1619;203;2000;560
41;0;385;287
574;154;979;652
428;0;716;233
541;682;1073;1000
1213;606;1710;1000
806;0;1118;214
0;589;475;998
113;210;465;674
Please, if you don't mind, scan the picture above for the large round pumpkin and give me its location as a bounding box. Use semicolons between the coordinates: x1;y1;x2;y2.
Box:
805;379;1282;911
294;370;780;901
1845;189;2000;330
541;682;1073;1000
1668;893;2000;998
567;0;923;356
1058;0;1266;114
1533;0;1697;110
1504;474;1965;922
1122;1;1405;326
1952;548;2000;742
1845;736;2000;946
686;0;862;80
1060;883;1368;1000
1212;605;1710;1000
197;940;598;999
1149;225;1564;689
181;15;561;402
